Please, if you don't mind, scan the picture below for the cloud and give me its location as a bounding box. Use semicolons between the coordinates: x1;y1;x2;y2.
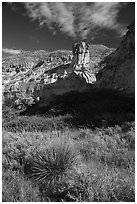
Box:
2;48;21;55
23;2;126;40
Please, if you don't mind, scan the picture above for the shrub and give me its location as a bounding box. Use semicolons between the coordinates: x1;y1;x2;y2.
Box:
24;137;80;193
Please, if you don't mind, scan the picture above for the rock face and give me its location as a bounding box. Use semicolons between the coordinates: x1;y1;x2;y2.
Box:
96;20;135;95
32;42;96;107
2;42;113;110
69;42;95;83
2;50;73;75
71;42;90;67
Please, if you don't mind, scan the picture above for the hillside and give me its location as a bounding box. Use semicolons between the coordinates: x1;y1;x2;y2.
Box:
2;44;113;74
96;20;135;94
2;43;113;110
2;50;72;74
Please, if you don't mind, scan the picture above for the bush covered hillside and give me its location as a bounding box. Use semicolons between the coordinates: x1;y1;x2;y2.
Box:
2;89;135;202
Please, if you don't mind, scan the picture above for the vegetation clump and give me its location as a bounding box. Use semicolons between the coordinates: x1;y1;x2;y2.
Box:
24;138;79;190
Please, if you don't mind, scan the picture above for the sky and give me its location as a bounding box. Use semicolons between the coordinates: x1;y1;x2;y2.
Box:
2;2;135;58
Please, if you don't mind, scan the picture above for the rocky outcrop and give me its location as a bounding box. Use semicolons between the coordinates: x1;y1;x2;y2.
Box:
96;20;135;95
32;42;96;106
69;41;96;83
2;42;113;110
2;50;73;75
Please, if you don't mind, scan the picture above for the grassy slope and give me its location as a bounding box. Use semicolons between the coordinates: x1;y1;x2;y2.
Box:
2;89;135;202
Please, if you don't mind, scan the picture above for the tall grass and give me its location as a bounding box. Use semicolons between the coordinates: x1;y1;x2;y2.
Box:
2;170;49;202
76;125;135;169
2;114;70;132
2;125;135;201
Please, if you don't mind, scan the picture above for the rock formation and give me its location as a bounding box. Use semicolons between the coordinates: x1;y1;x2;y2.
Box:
71;41;90;68
68;42;96;83
2;42;113;110
69;41;96;83
96;20;135;95
33;41;96;106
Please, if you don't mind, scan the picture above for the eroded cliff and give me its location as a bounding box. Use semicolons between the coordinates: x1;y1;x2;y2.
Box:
96;20;135;95
2;41;113;110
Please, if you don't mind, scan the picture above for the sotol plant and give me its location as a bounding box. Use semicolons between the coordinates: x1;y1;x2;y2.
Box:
24;137;80;190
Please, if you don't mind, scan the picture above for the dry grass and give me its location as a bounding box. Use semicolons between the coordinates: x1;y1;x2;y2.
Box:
2;123;135;201
2;170;49;202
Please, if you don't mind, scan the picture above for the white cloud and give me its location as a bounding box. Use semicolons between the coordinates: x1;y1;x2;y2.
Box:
2;48;21;55
23;2;126;40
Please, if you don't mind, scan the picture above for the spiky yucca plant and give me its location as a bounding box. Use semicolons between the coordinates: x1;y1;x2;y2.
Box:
24;138;79;189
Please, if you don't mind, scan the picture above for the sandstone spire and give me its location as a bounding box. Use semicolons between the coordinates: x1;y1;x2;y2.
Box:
70;41;90;70
69;41;96;84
